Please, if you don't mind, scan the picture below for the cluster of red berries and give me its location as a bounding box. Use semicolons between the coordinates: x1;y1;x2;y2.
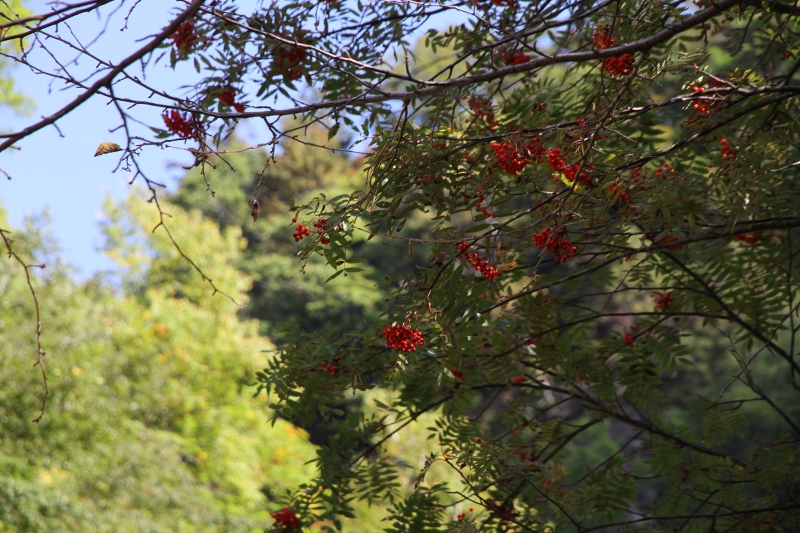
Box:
312;218;330;244
170;21;200;54
319;357;340;377
593;29;614;49
631;166;648;190
652;291;674;312
216;86;245;113
292;222;311;242
466;97;499;131
475;194;496;219
623;322;641;347
162;110;200;139
502;52;530;65
458;242;502;282
734;232;759;244
467;97;493;119
451;368;465;381
546;147;564;171
623;330;635;347
511;376;527;384
492;142;531;174
275;46;307;81
456;509;474;522
593;29;634;76
609;181;629;203
689;79;725;116
270;507;300;531
563;162;591;184
291;217;331;244
383;324;424;352
602;54;634;76
720;139;737;161
546;148;590;184
532;227;577;264
525;137;547;163
654;162;675;177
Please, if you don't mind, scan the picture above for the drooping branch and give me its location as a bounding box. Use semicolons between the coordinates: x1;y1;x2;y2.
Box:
0;228;48;423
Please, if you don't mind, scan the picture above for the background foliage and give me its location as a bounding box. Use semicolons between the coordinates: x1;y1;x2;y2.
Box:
0;200;319;532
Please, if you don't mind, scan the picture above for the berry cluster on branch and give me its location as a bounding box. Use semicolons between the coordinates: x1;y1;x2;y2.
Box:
475;194;496;219
532;227;577;264
593;29;634;76
292;223;311;242
734;232;759;244
492;142;531;174
162;110;201;139
546;148;590;184
689;78;725;116
216;87;245;112
502;51;530;65
466;97;499;131
383;324;424;352
525;137;547;163
720;139;737;161
458;242;502;281
320;359;338;377
270;507;301;532
609;181;630;203
170;21;200;54
274;45;307;82
623;329;635;347
652;291;674;312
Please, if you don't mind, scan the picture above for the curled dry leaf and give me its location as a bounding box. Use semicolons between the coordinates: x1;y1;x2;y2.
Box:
250;200;260;223
94;142;122;157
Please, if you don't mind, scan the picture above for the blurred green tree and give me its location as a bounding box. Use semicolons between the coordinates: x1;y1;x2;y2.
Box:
0;197;317;532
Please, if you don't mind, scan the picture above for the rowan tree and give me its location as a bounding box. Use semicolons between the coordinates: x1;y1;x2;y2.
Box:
2;0;800;532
